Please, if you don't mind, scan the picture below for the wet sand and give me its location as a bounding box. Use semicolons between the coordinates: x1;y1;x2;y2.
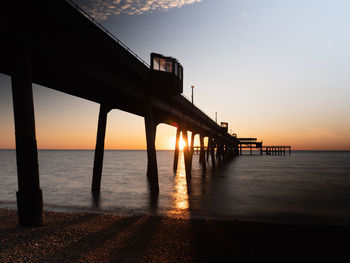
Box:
0;208;349;263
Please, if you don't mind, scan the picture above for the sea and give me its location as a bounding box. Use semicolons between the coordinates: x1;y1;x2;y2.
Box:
1;150;350;226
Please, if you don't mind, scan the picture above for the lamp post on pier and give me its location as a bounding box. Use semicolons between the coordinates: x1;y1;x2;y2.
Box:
191;85;194;105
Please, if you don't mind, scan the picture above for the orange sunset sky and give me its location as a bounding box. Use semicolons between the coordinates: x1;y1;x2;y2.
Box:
1;0;350;150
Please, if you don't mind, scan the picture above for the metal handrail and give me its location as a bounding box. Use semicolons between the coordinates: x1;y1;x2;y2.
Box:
65;0;150;68
180;94;218;126
180;95;237;139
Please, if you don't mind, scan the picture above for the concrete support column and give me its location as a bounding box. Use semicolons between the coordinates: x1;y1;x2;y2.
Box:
210;139;216;167
223;144;226;159
190;132;195;163
173;127;181;171
206;137;210;162
181;129;191;178
228;145;233;157
11;45;44;227
218;143;223;162
239;144;242;155
92;105;110;193
200;134;206;170
216;142;220;159
234;143;239;156
144;104;159;195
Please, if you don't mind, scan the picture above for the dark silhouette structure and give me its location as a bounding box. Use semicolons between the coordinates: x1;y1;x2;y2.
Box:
1;0;291;226
237;138;291;156
0;0;241;226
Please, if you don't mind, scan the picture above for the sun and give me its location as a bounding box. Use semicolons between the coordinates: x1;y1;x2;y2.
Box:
168;134;187;150
179;136;186;150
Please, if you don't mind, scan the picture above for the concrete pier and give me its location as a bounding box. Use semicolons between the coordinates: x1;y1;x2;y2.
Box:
190;132;195;163
181;129;192;178
210;138;216;167
173;127;181;171
1;0;275;226
200;134;206;170
144;104;159;195
11;45;44;227
92;105;110;193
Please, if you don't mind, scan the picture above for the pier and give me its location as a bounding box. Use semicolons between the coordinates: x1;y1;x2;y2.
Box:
238;138;291;155
262;146;291;155
0;0;289;226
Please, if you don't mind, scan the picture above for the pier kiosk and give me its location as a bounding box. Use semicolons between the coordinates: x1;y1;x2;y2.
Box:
221;122;229;133
150;53;183;94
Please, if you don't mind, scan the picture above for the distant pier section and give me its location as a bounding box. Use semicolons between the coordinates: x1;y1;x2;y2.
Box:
237;138;291;155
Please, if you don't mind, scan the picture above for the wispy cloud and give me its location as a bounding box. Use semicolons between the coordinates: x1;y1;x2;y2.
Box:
77;0;203;21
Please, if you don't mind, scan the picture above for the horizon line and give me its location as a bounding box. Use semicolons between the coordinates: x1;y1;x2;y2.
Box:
1;148;350;151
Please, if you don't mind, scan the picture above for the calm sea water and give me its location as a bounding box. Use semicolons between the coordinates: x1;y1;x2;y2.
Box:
1;150;350;226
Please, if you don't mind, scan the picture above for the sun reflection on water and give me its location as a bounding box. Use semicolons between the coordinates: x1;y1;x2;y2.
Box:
168;151;190;218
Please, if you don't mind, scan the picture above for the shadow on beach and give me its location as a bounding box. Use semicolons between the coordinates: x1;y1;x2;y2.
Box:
1;208;349;263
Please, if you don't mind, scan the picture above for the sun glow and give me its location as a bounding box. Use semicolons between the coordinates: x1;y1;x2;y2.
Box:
179;136;186;150
168;153;190;218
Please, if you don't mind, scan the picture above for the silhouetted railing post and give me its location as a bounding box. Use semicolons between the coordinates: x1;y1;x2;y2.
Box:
173;127;181;171
145;104;159;195
92;104;110;193
11;44;44;227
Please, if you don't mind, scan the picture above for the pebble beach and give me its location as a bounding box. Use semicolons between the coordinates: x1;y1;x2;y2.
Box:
1;208;349;263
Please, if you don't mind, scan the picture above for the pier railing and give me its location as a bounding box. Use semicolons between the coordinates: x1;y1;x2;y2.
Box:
181;94;219;127
65;0;150;68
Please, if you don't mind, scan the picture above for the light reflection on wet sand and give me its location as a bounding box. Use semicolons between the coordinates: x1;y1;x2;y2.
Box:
167;151;190;218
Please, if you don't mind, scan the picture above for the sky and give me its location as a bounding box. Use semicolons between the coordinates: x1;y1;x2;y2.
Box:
1;0;350;150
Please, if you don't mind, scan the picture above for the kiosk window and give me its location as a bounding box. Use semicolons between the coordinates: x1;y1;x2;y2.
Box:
153;57;160;70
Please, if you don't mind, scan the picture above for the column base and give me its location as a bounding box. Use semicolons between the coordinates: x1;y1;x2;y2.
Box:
16;189;44;227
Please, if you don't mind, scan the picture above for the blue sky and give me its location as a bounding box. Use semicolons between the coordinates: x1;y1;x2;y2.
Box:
1;0;350;149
